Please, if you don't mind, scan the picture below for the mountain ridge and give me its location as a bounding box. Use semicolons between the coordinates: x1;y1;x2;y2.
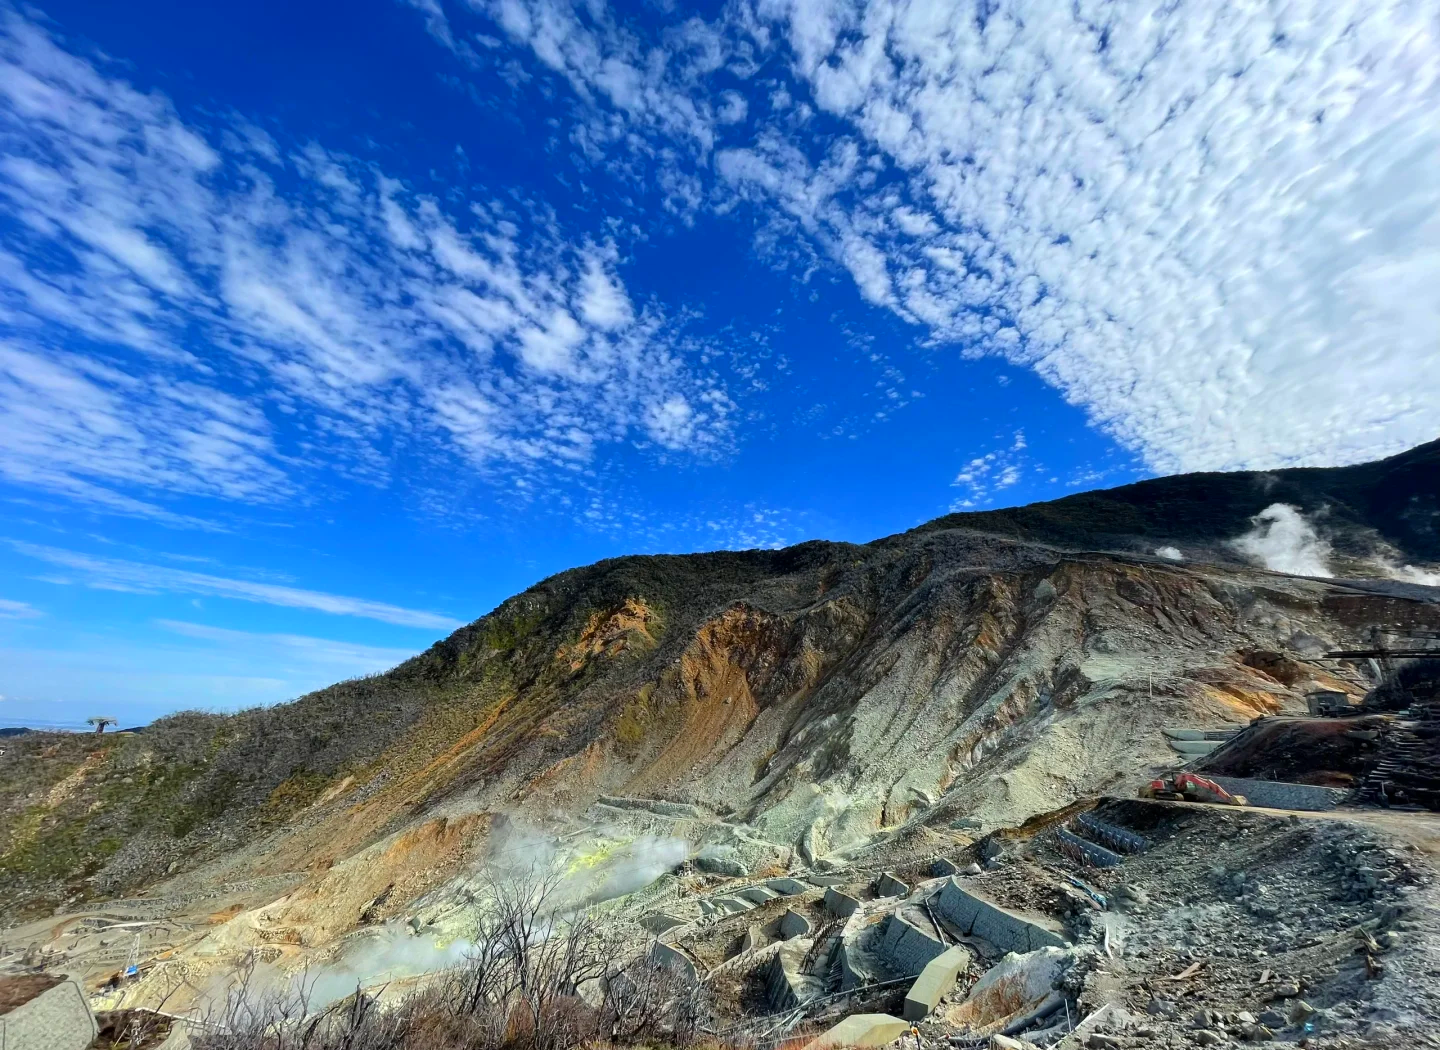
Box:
1;438;1438;919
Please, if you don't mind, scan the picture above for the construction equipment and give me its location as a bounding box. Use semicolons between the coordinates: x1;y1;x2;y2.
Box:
1140;773;1248;806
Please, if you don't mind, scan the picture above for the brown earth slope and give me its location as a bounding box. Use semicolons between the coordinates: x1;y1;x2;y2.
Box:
2;440;1438;925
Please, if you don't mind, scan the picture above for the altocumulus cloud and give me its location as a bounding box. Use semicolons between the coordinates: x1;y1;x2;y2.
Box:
0;8;732;525
458;0;1440;474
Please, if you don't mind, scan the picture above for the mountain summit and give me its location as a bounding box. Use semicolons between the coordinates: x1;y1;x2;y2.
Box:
3;438;1436;920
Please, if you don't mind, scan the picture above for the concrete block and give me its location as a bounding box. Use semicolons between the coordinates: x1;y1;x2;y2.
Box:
1162;728;1206;740
740;925;766;952
0;976;98;1050
801;1013;910;1050
781;909;813;939
903;945;972;1021
738;885;781;905
936;879;1069;954
713;896;753;913
825;887;861;917
931;857;961;877
876;872;909;897
1207;776;1348;812
768;877;811;896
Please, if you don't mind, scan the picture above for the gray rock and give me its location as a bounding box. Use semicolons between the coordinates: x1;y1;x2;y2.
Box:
1193;1030;1223;1046
1256;1010;1286;1028
1267;980;1302;1000
694;847;748;877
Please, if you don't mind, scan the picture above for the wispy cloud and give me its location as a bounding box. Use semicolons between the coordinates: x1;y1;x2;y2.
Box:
156;619;418;671
458;0;1440;474
0;9;732;525
10;542;463;630
950;431;1027;509
0;597;41;619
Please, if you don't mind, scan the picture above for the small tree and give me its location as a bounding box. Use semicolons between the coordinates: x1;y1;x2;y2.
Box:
87;716;118;735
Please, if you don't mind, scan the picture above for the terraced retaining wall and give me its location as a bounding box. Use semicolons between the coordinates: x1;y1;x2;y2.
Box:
1207;776;1349;811
879;913;947;976
935;879;1068;953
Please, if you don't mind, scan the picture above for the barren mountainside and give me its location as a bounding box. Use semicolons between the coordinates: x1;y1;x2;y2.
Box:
2;439;1439;919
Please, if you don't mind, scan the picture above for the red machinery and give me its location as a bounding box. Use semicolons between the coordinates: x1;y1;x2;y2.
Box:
1140;772;1249;806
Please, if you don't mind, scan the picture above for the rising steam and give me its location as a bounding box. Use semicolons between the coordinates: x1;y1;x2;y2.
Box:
1384;563;1440;587
1231;503;1333;577
294;826;689;1010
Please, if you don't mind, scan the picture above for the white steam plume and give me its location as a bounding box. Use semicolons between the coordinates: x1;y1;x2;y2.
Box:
294;826;688;1010
1231;504;1333;578
1372;560;1440;587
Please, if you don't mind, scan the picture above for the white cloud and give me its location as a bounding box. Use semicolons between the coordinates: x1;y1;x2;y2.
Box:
0;10;731;524
461;0;1440;474
742;0;1440;473
156;619;417;672
950;430;1026;508
0;597;41;619
10;541;464;630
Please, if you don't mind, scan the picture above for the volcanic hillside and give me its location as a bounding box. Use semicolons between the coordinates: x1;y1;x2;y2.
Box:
2;439;1438;922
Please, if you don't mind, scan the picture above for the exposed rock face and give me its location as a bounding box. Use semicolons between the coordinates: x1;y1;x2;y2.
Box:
2;440;1438;924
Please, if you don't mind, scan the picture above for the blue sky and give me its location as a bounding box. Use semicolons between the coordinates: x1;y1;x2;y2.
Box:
1;0;1437;728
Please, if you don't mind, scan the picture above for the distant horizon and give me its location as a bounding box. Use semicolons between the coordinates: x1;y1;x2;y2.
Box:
2;1;1437;727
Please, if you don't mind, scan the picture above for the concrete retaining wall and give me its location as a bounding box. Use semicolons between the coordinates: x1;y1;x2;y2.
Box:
649;941;698;981
1056;828;1123;868
1207;776;1349;811
1170;740;1220;755
781;909;812;939
767;878;811;895
876;872;909;898
824;887;861;918
879;913;947;976
0;978;98;1050
936;879;1069;954
764;940;822;1010
1074;814;1149;854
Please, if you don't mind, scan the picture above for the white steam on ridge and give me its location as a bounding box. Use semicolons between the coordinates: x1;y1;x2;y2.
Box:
1231;503;1333;578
